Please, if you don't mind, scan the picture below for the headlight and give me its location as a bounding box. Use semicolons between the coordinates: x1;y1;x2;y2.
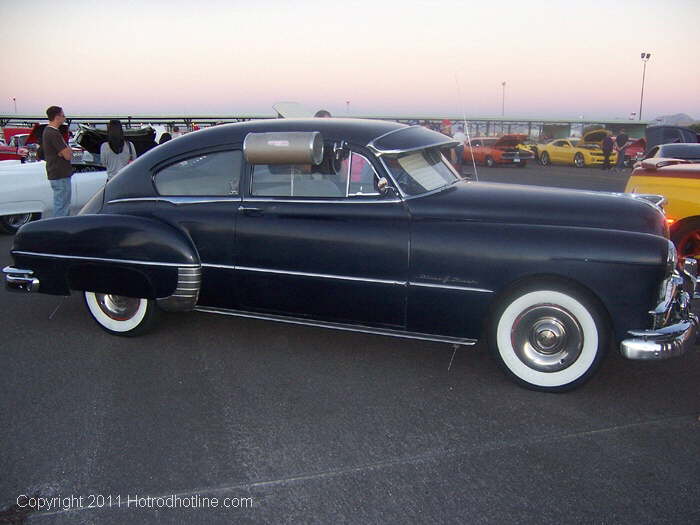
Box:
666;240;678;276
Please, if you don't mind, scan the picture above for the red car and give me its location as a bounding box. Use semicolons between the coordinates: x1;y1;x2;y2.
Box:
464;134;534;167
616;136;646;167
0;135;29;161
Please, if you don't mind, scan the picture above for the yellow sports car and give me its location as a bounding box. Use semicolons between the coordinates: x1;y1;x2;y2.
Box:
538;129;617;168
625;158;700;261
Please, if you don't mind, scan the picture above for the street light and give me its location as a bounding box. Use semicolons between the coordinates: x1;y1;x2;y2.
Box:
638;52;651;121
501;81;506;116
12;97;16;114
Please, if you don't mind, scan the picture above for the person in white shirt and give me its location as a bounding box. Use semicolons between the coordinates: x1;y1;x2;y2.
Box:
100;120;136;180
452;124;467;173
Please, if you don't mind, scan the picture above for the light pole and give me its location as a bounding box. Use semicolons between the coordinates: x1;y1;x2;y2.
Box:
639;52;651;121
12;97;17;114
346;100;350;115
501;81;506;116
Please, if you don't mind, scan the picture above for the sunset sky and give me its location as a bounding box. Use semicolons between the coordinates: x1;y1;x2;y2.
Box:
1;0;698;120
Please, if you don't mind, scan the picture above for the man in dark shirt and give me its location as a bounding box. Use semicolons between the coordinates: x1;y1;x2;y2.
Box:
42;106;73;216
601;135;614;170
614;129;630;171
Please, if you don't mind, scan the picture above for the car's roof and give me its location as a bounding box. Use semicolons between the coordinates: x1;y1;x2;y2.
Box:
658;143;700;149
142;118;406;166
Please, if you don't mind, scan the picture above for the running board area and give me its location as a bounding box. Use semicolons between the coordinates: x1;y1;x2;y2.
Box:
195;306;478;346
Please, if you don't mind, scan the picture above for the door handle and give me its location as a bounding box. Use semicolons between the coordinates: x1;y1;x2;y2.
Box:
238;205;263;216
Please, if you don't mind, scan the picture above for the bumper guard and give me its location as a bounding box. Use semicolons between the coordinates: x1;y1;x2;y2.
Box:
621;258;698;360
3;266;40;293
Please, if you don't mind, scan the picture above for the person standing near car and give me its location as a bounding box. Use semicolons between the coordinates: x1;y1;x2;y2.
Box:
100;119;136;180
601;134;614;170
42;106;73;217
452;124;467;173
613;128;629;172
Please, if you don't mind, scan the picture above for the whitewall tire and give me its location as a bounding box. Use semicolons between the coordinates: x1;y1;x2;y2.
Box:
84;292;157;336
490;286;608;391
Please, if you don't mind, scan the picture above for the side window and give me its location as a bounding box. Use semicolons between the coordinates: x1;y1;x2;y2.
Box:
251;157;348;198
155;150;242;196
347;152;381;196
249;150;382;198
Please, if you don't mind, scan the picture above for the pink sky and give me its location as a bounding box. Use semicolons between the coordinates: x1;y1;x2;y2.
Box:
1;0;698;120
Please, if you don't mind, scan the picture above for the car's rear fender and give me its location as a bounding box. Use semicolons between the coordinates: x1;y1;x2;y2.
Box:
9;214;201;309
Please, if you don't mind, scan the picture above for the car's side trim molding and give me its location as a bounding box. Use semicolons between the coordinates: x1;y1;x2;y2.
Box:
11;250;199;268
211;264;406;286
201;263;494;292
195;306;478;346
107;196;240;205
410;281;494;293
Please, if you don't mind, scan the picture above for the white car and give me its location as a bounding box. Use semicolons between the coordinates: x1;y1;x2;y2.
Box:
0;160;107;233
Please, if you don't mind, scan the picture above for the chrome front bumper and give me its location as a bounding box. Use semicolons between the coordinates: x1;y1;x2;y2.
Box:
3;266;40;293
621;258;698;360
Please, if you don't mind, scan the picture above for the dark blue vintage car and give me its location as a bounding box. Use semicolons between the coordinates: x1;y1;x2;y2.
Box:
4;119;698;391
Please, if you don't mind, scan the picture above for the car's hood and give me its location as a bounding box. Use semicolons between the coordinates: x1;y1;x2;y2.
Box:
493;134;527;148
581;129;611;144
406;180;666;237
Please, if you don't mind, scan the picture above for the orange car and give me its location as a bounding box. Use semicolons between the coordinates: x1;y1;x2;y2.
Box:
464;134;534;167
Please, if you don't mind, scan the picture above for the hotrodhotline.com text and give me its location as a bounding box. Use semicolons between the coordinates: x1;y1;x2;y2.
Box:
16;493;253;512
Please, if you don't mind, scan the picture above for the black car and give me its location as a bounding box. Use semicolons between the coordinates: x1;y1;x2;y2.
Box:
644;143;700;163
4;119;698;391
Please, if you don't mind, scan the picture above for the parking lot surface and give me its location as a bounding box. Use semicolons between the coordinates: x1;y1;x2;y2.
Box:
1;166;698;524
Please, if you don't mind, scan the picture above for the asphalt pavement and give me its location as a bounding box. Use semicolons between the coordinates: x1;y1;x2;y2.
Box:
1;165;698;524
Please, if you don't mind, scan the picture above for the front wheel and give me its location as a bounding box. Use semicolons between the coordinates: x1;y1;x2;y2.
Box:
516;161;527;168
574;153;585;168
489;284;608;391
84;292;158;336
540;151;550;166
485;156;495;167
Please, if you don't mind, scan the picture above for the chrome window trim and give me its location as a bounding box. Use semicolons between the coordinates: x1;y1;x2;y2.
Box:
108;196;241;205
195;306;478;346
11;251;199;268
241;197;401;204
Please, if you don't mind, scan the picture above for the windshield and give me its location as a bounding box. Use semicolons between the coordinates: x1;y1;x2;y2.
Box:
382;148;460;196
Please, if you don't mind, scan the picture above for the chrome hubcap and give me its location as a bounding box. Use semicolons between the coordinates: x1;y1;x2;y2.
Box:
511;304;583;372
96;294;140;321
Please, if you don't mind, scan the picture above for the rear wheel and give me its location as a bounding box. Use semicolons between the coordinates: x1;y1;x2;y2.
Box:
0;213;33;234
84;292;158;336
489;283;608;391
517;161;527;168
485;156;495;167
540;151;550;166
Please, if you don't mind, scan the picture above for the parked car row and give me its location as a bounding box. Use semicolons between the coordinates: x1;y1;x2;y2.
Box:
3;118;697;392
